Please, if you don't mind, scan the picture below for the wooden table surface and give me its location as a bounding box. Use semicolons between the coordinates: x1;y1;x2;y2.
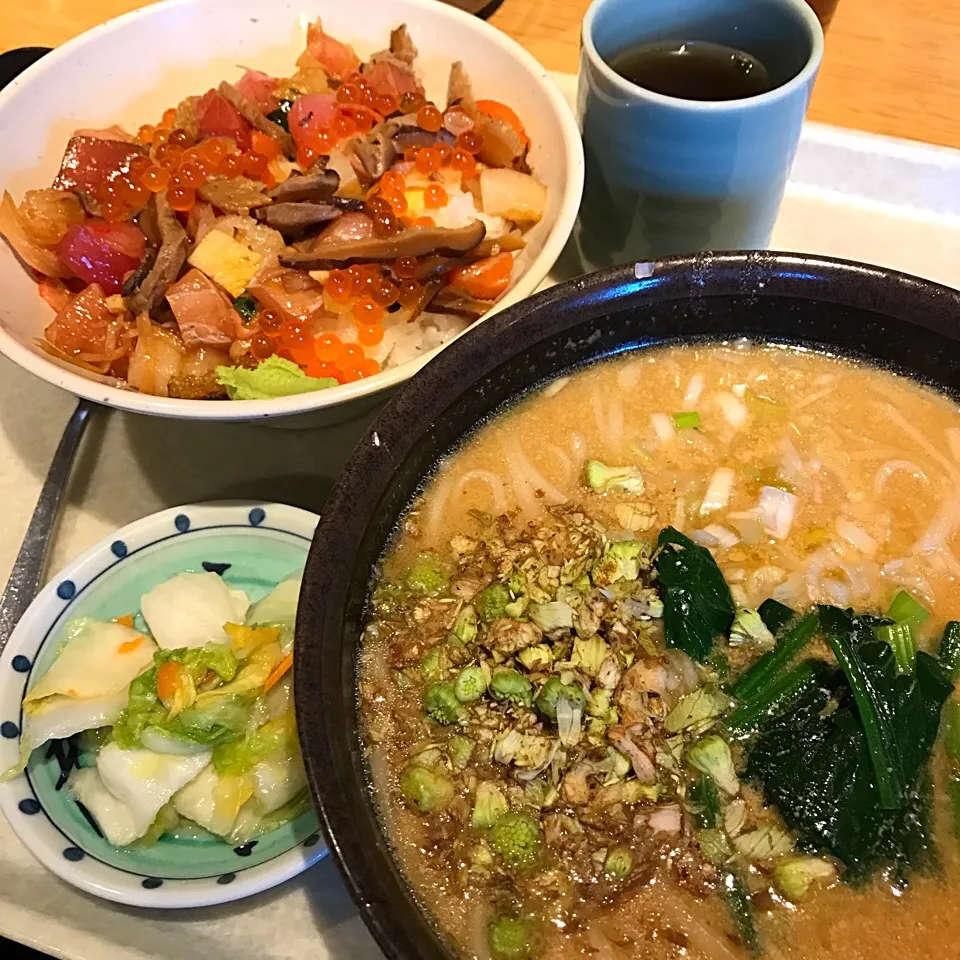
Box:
1;0;958;148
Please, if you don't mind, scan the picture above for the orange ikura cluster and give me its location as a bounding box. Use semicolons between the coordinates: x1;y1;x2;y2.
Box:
130;111;284;215
245;258;435;384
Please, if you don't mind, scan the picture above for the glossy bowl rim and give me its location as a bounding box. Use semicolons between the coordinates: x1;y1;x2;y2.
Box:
295;250;960;959
0;0;584;422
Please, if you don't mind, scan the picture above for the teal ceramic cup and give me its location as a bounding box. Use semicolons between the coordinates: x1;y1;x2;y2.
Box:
575;0;824;267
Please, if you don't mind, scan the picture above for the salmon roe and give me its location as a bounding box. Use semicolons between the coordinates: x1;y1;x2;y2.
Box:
353;297;385;325
167;186;196;212
450;149;478;179
456;129;484;155
357;324;384;346
415;147;442;175
250;335;275;361
423;184;447;209
417;104;443;133
394;256;419;279
141;166;170;193
315;333;345;363
138;124;156;144
397;279;424;308
259;310;282;332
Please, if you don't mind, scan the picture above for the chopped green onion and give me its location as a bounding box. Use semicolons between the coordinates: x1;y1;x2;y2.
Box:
886;589;930;627
726;661;820;735
690;774;721;829
731;611;819;701
939;621;960;680
876;622;917;674
672;411;701;429
827;629;904;809
722;870;761;956
233;292;257;323
948;777;960;838
943;701;960;763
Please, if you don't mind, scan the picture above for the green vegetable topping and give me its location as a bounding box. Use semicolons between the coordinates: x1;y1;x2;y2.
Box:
232;292;257;322
490;668;533;707
773;855;837;902
404;553;448;595
534;676;587;721
419;646;451;682
696;828;733;866
447;735;475;771
527;601;574;634
400;764;455;813
672;411;701;429
939;621;960;680
603;845;633;878
451;605;478;643
729;608;775;649
477;583;511;621
489;812;542;866
687;735;739;796
654;527;735;662
664;687;732;734
216;356;337;401
517;644;553;672
584;460;645;494
423;682;468;724
592;540;648;585
472;781;509;828
569;636;610;677
726;661;822;736
454;665;488;703
757;598;796;635
487;914;538;960
876;622;917;674
886;589;930;627
731;610;819;701
733;825;794;861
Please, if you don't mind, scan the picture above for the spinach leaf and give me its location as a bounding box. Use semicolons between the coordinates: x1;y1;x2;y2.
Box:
746;637;952;884
758;598;795;635
654;527;735;662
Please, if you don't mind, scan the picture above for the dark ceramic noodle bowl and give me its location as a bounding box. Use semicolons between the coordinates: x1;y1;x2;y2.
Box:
294;252;960;960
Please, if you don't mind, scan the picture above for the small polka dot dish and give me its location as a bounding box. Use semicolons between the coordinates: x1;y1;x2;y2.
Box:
0;501;325;908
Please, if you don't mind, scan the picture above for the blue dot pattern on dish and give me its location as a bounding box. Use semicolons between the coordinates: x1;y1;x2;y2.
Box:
1;721;19;739
111;540;128;558
142;877;163;889
56;580;76;600
11;655;31;673
303;833;320;848
201;561;232;576
217;873;236;885
234;840;258;857
18;799;40;815
63;847;85;862
175;514;190;533
248;507;266;526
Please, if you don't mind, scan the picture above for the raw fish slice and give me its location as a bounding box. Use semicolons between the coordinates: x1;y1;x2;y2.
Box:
25;619;156;704
140;572;249;649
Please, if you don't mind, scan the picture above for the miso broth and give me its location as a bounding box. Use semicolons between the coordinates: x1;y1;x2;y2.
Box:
359;343;960;960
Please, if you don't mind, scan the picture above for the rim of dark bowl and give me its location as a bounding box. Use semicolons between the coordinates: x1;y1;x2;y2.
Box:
294;250;960;960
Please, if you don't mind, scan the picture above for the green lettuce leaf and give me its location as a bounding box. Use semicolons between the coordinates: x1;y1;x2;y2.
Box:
216;356;337;401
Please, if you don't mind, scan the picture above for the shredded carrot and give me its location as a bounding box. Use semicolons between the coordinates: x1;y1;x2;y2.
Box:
263;652;293;693
117;637;143;654
157;661;182;703
115;614;135;627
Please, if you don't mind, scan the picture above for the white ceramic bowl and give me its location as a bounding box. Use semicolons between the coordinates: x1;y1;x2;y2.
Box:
0;0;584;423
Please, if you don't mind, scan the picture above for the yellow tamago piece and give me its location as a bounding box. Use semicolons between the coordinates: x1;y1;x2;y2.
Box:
188;230;262;298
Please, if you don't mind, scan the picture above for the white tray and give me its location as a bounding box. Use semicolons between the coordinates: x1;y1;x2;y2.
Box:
2;72;960;960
